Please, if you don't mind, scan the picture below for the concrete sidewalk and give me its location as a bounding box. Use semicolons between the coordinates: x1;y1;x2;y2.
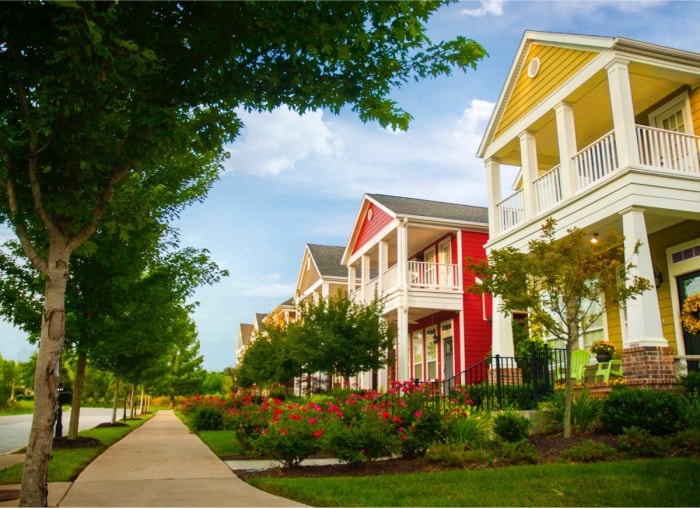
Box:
57;410;305;507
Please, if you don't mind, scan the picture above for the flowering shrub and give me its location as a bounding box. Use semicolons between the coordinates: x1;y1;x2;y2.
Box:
249;399;327;467
323;407;401;464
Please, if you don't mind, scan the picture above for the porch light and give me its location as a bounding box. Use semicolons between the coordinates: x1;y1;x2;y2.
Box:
590;233;600;245
653;265;663;289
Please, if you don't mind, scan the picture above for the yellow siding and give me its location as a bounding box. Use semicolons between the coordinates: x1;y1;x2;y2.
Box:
298;252;320;295
495;44;597;139
691;86;700;136
605;220;700;355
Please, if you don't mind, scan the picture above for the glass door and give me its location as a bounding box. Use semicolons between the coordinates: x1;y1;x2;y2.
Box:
678;269;700;371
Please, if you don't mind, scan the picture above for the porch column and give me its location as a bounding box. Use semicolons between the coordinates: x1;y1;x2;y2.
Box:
491;295;515;357
361;254;371;303
378;240;389;294
484;157;501;236
397;219;408;287
397;307;410;381
606;59;639;168
347;265;357;295
554;101;578;197
620;207;666;347
322;281;330;299
519;130;538;218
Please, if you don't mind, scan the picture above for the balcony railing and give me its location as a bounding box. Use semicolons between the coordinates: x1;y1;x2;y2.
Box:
351;261;461;302
494;125;700;232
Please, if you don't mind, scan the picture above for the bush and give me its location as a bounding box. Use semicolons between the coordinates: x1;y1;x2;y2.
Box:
443;409;493;447
424;443;492;468
680;370;700;397
679;394;700;430
533;389;602;434
187;407;224;431
602;388;682;435
617;426;670;458
667;428;700;456
493;411;531;443
495;440;540;465
399;408;446;458
560;439;617;462
323;409;401;464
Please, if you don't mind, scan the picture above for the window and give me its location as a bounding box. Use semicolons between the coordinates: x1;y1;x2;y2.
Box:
426;327;438;380
412;331;423;381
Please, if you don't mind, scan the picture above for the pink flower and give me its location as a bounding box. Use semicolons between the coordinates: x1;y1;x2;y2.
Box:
392;416;402;424
414;410;423;418
308;418;318;425
280;429;288;436
313;429;324;439
381;411;391;420
289;414;302;421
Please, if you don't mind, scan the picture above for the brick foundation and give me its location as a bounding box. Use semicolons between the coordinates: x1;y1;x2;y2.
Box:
488;367;522;386
621;346;677;387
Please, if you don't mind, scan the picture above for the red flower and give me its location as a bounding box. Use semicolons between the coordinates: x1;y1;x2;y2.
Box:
313;429;324;439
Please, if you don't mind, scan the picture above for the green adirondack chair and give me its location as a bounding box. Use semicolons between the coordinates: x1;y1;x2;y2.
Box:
595;359;623;383
557;349;591;383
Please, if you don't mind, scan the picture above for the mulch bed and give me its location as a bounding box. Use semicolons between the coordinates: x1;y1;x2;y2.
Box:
233;433;620;480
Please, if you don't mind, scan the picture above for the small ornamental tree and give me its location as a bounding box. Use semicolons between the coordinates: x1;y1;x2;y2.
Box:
467;218;651;438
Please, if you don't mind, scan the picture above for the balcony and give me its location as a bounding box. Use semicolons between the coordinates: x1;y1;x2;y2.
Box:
350;260;461;305
495;125;700;232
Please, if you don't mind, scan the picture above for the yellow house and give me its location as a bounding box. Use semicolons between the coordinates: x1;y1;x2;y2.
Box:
477;31;700;385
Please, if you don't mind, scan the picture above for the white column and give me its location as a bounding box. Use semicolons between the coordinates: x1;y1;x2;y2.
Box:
397;220;408;287
378;240;388;294
397;308;409;381
620;207;667;347
554;101;578;197
322;281;330;299
484;157;501;236
491;295;515;357
519;130;538;217
361;254;371;303
606;59;639;168
347;265;357;295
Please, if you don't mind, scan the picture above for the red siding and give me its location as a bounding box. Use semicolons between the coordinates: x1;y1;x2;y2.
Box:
352;203;393;255
460;230;492;370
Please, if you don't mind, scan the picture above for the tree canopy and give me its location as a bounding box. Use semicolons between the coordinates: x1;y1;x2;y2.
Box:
0;2;486;504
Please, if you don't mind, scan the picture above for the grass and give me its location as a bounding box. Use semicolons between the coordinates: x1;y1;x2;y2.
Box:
197;430;254;457
247;458;700;507
0;414;152;485
0;400;35;416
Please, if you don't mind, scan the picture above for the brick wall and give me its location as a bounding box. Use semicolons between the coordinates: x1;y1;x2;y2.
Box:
621;346;677;386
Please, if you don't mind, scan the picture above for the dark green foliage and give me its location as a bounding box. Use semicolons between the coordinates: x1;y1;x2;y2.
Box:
187;407;224;432
495;440;540;465
617;427;671;458
667;428;700;456
679;394;700;429
560;439;618;462
680;371;700;397
534;389;602;434
493;411;531;442
324;411;400;464
602;388;682;435
424;443;493;468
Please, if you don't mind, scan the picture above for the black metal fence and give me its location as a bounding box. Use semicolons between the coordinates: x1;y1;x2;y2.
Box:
381;344;568;414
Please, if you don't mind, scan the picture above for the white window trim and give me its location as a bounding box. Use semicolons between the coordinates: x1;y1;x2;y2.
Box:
648;91;693;134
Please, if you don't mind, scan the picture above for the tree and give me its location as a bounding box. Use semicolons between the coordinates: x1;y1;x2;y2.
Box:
289;292;395;384
467;218;651;438
0;3;485;504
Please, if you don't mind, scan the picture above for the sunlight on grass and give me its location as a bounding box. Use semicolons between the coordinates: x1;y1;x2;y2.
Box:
197;430;253;457
0;413;153;485
248;458;700;507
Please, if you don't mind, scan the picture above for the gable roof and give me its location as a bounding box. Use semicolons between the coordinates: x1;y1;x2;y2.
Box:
237;323;253;351
307;244;347;278
478;30;700;159
368;193;488;224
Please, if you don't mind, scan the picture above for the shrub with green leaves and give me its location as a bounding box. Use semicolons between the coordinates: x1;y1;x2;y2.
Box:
680;370;700;397
617;426;670;458
323;407;401;464
493;411;531;443
443;409;493;447
679;394;700;430
424;443;492;468
496;440;540;465
533;389;602;434
602;388;682;435
560;439;618;462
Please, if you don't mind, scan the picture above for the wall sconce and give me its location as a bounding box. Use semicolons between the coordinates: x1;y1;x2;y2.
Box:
431;331;440;344
590;233;600;245
653;265;663;289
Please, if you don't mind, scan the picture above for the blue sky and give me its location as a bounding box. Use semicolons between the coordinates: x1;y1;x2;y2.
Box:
2;1;699;372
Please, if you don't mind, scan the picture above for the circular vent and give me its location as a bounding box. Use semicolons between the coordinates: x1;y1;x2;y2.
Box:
528;57;540;78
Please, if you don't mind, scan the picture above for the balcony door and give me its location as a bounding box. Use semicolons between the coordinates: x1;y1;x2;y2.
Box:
424;246;436;286
438;239;453;288
648;93;697;171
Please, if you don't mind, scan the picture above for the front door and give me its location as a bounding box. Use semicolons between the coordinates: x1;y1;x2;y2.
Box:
441;320;454;393
678;269;700;371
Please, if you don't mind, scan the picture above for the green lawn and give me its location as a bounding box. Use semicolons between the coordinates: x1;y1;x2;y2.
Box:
247;458;700;507
0;415;152;485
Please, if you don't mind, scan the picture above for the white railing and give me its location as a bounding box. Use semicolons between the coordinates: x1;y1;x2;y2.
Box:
575;129;619;190
408;260;460;291
496;190;524;232
636;125;700;175
534;164;563;213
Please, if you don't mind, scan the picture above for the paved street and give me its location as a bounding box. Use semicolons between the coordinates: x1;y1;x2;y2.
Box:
0;408;115;454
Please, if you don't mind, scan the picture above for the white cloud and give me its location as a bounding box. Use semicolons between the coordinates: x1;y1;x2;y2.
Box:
225;107;341;176
461;0;504;17
232;272;296;298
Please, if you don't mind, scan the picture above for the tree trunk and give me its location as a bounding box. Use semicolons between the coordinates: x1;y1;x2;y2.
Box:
19;247;70;507
111;375;120;424
129;385;136;419
139;385;145;415
68;353;87;440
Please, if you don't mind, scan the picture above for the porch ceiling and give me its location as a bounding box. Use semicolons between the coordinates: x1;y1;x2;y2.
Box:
360;227;453;267
494;64;700;172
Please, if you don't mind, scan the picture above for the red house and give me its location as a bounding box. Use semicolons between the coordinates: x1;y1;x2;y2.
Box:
342;194;492;390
